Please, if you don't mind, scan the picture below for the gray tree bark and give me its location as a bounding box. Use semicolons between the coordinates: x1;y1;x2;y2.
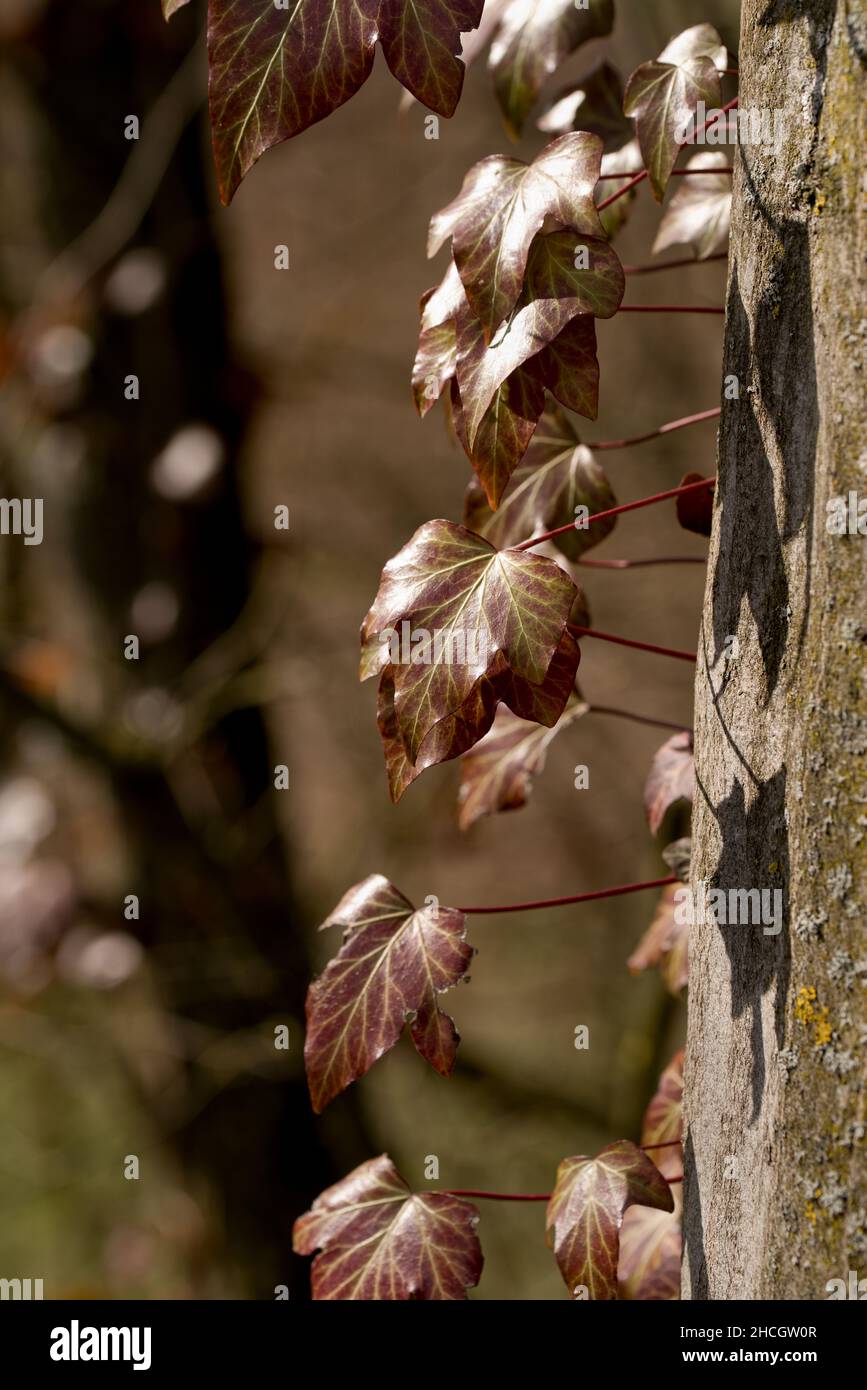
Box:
683;0;866;1299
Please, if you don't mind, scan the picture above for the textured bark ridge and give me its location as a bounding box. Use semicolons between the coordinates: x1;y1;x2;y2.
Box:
683;1;866;1299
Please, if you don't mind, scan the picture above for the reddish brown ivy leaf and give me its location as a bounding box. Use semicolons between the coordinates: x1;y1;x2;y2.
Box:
538;60;631;151
457;690;589;830
412;291;457;416
454;233;624;466
305;875;473;1111
463;402;616;558
360;519;578;763
653;151;733;261
547;1140;674;1300
498;627;581;723
413;263;610;505
400;628;580;794
617;1196;682;1300
597;137;645;239
523;314;600;422
626;882;689;996
489;0;615;138
378;643;500;798
412;261;467;416
450;371;547;513
618;1051;684;1300
428;132;606;338
644;730;695;836
293;1154;483;1299
376;666;423;802
458;0;510;68
395;0;508;112
208;0;484;203
676;470;715;536
566;580;592;632
624;25;725;202
643;1048;685;1149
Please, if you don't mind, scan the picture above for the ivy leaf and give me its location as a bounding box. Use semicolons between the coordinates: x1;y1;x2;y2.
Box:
293;1154;483;1299
489;0;615;138
618;1051;683;1300
523;229;625;319
376;667;423;802
458;0;511;68
597;137;644;240
208;0;484;203
412;260;468;416
623;25;725;201
412;306;457;417
428;132;606;339
538;60;631;151
617;1194;682;1300
450;372;546;512
523;315;600;422
419;257;468;333
501;627;581;721
455;232;624;463
547;1140;674;1300
396;0;510;111
444;315;600;511
653;151;732;260
463;402;616;559
676;471;715;537
360;520;578;762
658;23;728;72
644;731;695;836
566;578;592;631
457;689;589;830
420;629;582;791
627;882;688;995
643;1048;684;1149
413;252;614;507
305;875;473;1111
378;0;486;117
378;643;501;798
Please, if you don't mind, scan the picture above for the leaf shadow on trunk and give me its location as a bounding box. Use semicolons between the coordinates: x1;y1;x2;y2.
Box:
683;759;791;1296
697;765;791;1123
681;1130;708;1298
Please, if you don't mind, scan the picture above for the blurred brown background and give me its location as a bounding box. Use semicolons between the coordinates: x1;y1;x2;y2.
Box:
0;0;738;1298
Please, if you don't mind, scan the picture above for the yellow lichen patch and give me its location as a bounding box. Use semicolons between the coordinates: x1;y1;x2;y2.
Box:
814;1016;832;1047
805;1201;817;1225
794;985;831;1045
795;985;817;1024
813;192;827;216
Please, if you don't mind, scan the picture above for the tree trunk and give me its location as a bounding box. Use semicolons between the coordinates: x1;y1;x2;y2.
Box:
683;1;866;1299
